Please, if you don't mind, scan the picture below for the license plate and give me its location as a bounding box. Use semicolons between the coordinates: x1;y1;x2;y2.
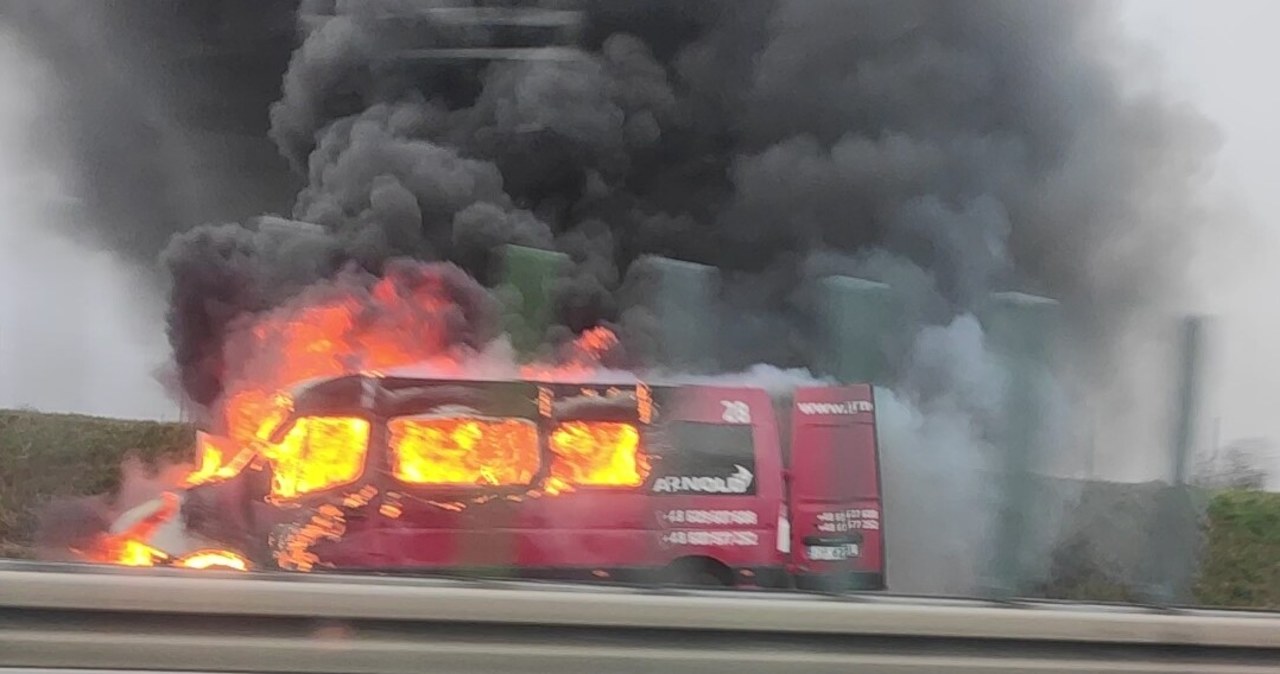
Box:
806;544;858;561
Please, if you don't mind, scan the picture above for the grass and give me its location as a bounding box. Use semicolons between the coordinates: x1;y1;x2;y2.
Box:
0;409;192;556
1193;489;1280;609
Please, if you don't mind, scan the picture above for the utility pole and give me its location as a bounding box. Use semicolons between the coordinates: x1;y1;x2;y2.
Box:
1145;315;1206;605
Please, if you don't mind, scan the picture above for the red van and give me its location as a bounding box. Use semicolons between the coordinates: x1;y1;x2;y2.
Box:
147;375;885;590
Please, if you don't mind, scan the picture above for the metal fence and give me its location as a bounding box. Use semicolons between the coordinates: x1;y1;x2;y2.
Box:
3;562;1279;674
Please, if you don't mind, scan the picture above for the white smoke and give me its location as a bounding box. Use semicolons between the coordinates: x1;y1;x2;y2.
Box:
664;363;832;394
0;24;175;420
873;315;1004;595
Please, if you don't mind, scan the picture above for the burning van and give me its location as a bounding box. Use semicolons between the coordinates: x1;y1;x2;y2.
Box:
104;374;885;590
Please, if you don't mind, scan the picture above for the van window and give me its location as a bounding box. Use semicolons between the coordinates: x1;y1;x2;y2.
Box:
388;416;540;486
648;421;757;495
265;416;370;499
548;421;646;487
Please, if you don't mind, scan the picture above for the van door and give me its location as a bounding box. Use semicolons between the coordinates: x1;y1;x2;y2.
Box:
647;386;782;586
788;385;884;590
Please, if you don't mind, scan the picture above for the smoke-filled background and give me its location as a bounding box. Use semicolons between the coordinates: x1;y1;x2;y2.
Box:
192;2;1207;405
0;13;177;419
1;0;1259;593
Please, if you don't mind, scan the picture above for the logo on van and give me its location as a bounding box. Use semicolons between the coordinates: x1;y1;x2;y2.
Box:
796;400;873;415
652;465;754;494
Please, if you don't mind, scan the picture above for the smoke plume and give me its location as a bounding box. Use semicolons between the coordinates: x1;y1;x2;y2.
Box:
18;1;1220;592
168;1;1211;387
0;0;300;264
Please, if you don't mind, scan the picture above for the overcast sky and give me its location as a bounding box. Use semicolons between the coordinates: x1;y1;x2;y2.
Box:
0;26;176;421
1121;0;1280;480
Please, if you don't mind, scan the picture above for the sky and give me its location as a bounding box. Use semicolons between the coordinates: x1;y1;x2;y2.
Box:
0;25;177;421
1120;0;1280;480
1;3;1279;480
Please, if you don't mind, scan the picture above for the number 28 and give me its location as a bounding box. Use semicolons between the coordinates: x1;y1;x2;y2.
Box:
721;400;751;424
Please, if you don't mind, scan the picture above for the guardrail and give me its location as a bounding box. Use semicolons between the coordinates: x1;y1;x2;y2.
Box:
2;562;1279;673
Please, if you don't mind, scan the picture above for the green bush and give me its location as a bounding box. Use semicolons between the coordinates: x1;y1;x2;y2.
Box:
0;410;193;556
1193;489;1280;609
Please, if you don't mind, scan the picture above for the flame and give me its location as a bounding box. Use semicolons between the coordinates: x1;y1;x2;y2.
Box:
176;550;250;571
263;416;371;500
224;390;295;446
275;503;346;571
520;325;623;381
572;326;619;362
544;476;571;496
389;417;539;486
114;539;167;566
216;263;621;464
549;421;648;487
185;431;254;487
89;492;181;567
88;262;630;569
218;265;479;452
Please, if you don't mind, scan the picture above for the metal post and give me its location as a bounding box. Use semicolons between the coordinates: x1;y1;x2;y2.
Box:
1171;318;1204;487
1145;315;1206;605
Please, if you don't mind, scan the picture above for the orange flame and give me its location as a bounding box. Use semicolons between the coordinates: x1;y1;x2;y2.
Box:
218;266;479;452
113;539;167;567
549;421;648;487
275;503;346;572
520;325;623;382
91;492;180;567
185;431;255;487
95;264;630;569
263;416;371;500
572;326;619;362
176;550;250;571
389;417;539;486
216;263;621;460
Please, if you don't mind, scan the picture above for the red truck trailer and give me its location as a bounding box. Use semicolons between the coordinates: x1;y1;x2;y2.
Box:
118;375;886;591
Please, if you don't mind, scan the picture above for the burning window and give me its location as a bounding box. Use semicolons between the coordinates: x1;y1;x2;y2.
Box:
549;421;648;487
389;416;540;486
263;416;371;499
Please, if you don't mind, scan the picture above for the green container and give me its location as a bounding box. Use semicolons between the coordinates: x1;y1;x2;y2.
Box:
499;245;569;355
626;256;720;372
978;291;1061;597
979;291;1061;365
813;276;903;384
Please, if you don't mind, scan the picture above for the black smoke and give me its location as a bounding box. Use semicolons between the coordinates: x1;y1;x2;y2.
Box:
15;0;1217;407
0;0;300;265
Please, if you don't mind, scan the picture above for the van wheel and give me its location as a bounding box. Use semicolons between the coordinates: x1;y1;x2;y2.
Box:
665;558;732;588
688;570;725;587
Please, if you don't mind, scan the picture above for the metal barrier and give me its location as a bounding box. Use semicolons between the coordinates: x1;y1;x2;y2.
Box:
3;563;1279;673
